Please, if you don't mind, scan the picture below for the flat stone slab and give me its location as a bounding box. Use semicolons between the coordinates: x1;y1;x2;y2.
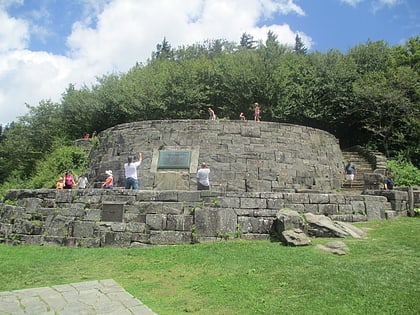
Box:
0;279;157;315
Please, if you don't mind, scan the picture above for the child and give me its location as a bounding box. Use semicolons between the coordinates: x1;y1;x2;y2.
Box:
103;170;114;189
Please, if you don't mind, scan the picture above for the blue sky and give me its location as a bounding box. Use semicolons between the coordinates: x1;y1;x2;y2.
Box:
0;0;418;126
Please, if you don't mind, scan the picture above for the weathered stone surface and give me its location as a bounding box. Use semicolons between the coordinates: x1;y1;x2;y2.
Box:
0;188;414;247
166;214;193;231
274;209;305;237
149;231;192;245
145;214;166;230
303;213;348;238
334;222;365;238
195;208;237;237
282;229;311;246
72;221;95;238
363;173;384;189
316;241;349;255
87;120;344;192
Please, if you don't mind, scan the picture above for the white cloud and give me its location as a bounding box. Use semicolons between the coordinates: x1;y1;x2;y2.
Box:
0;0;309;126
340;0;363;6
0;10;29;51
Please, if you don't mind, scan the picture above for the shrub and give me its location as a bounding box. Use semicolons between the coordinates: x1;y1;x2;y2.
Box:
386;157;420;187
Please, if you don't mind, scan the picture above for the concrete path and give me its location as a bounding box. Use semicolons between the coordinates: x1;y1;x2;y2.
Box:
0;279;157;315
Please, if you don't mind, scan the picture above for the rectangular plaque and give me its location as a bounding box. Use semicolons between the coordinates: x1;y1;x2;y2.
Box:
101;203;124;222
157;150;191;169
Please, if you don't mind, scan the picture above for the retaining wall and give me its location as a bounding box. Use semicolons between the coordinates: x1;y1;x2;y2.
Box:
0;188;409;247
87;120;344;192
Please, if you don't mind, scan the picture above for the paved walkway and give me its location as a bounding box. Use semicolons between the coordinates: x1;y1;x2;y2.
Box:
0;279;157;315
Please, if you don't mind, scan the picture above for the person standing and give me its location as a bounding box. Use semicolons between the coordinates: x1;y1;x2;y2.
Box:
384;173;394;190
344;160;357;187
103;170;113;189
254;102;261;122
197;162;210;190
124;152;142;189
77;174;89;189
63;171;75;189
208;107;216;120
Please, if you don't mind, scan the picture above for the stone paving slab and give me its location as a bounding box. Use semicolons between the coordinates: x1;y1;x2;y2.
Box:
0;279;157;315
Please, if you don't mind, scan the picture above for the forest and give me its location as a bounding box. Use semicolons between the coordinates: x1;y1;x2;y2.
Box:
0;32;419;191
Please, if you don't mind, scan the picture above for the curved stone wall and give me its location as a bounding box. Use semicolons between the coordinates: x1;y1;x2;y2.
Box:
88;120;344;192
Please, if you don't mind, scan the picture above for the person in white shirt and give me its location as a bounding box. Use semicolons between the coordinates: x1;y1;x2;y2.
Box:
77;175;89;189
196;162;210;190
124;152;142;189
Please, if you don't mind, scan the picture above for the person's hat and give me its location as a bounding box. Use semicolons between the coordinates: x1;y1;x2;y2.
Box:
105;170;113;176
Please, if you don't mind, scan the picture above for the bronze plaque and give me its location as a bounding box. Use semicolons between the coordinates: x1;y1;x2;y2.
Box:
157;150;191;169
101;203;124;222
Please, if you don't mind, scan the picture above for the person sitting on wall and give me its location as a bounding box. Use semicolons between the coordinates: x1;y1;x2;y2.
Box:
56;177;64;189
103;170;114;189
197;162;210;190
384;173;394;190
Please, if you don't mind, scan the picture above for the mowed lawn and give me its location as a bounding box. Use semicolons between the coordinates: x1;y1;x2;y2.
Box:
0;217;419;315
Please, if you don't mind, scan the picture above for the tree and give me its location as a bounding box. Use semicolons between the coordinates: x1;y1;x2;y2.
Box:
239;33;257;49
153;37;173;60
294;34;307;55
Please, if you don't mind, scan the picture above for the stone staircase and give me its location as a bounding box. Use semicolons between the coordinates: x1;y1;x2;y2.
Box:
341;150;374;190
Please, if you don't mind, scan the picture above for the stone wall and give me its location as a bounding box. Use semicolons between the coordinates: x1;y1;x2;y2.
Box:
0;188;409;247
87;120;344;192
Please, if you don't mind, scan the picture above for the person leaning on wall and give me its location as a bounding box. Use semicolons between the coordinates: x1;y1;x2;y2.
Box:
196;162;210;190
124;152;142;189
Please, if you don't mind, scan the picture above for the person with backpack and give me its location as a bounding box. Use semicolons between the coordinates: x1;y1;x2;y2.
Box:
344;160;357;187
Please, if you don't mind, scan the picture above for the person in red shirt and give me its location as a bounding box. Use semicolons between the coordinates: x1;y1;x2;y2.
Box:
103;170;113;189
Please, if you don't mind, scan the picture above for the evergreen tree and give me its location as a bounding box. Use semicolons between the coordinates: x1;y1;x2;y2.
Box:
294;34;307;54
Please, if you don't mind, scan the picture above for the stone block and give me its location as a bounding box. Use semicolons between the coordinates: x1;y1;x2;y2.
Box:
101;231;131;247
267;199;285;210
84;209;101;221
365;202;385;220
195;208;237;237
111;222;126;232
72;221;94;237
238;216;274;234
303;204;318;214
351;201;366;215
338;204;353;215
253;209;278;217
274;209;305;236
218;197;240;208
318;204;338;215
177;191;201;202
126;222;146;233
309;194;330;204
283;203;305;212
166;214;193;231
145;214;166;230
161;202;184;215
245;179;272;192
240;198;267;209
149;231;192;245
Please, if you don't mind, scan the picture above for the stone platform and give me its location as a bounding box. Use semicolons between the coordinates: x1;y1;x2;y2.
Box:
0;279;157;315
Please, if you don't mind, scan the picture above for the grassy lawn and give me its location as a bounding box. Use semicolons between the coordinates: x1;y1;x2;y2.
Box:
0;217;419;315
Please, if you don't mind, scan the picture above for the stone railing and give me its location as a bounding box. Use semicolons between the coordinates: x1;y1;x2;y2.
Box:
0;188;410;247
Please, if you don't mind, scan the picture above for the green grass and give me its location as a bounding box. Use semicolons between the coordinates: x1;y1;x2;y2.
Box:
1;217;419;315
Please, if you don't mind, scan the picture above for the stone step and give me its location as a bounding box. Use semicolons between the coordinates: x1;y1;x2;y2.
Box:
341;150;375;191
